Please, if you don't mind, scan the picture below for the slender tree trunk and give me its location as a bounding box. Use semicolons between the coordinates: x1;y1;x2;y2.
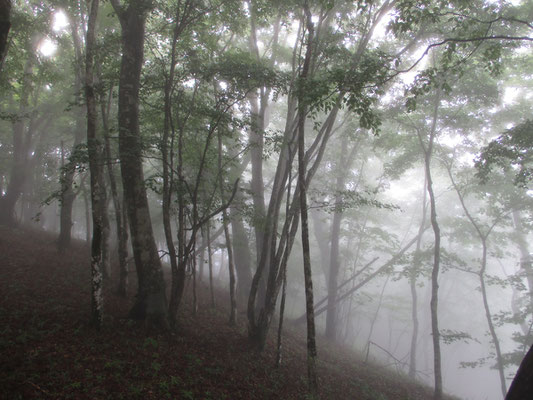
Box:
409;178;428;378
276;160;293;368
479;241;507;396
219;134;237;325
325;138;357;341
418;93;442;400
85;0;104;329
447;167;507;396
207;224;215;308
82;181;91;243
110;0;168;327
161;7;183;327
276;264;287;368
298;6;318;395
192;238;198;316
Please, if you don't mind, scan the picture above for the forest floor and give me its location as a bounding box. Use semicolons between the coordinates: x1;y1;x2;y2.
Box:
0;226;460;400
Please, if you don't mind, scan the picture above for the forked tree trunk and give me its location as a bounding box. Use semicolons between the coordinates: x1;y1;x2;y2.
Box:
110;0;168;328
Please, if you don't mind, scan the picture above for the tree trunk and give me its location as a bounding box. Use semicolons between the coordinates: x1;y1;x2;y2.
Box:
229;195;253;305
111;0;168;327
298;7;318;395
101;85;129;297
506;344;533;400
85;0;104;329
409;177;428;378
325;137;357;341
219;134;237;325
447;166;507;396
418;93;442;400
207;225;215;308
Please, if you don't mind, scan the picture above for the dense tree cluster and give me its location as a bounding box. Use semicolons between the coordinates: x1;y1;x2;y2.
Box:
0;1;532;399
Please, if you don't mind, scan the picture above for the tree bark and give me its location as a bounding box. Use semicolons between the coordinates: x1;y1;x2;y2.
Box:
207;224;215;308
101;84;129;296
219;134;237;325
85;0;104;329
298;6;318;395
409;175;428;378
110;0;168;327
506;344;533;400
161;9;180;327
418;93;442;400
229;203;253;304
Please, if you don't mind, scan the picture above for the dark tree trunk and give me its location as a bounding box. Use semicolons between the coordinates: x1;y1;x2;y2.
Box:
298;7;318;395
207;225;215;308
101;85;129;297
219;134;237;325
229;197;253;305
506;344;533;400
111;0;168;327
85;0;104;329
162;15;180;327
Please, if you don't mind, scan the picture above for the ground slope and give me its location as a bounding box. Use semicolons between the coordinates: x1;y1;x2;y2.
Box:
0;226;457;399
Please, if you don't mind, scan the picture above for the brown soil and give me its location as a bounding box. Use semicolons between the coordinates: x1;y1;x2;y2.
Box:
0;226;458;399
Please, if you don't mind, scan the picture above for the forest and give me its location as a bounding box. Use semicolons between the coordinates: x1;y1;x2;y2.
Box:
0;0;532;399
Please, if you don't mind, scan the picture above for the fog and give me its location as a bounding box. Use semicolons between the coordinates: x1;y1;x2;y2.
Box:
1;1;532;399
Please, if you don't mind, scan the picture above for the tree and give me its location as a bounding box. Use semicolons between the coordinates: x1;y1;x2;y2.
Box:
57;5;88;252
85;0;104;328
446;161;508;397
506;344;533;400
476;120;533;399
110;0;169;327
297;4;318;394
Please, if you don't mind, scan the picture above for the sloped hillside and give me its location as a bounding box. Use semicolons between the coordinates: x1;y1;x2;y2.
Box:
0;227;458;399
